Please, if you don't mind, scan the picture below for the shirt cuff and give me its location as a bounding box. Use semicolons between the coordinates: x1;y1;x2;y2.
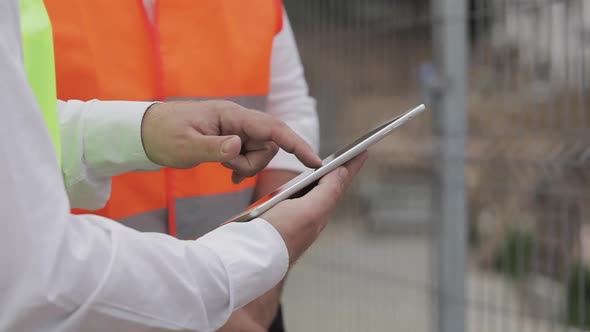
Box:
197;218;289;310
83;100;161;178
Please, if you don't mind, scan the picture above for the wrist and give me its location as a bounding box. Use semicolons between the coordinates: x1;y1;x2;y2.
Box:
243;281;285;328
140;102;167;165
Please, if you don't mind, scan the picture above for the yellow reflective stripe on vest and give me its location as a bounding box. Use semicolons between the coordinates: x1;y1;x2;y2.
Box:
19;0;61;163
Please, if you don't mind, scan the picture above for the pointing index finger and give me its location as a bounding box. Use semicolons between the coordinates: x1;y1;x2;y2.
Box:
269;124;322;168
236;110;322;168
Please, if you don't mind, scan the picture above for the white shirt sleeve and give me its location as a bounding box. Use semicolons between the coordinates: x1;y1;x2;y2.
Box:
265;10;320;173
58;99;161;210
0;6;288;331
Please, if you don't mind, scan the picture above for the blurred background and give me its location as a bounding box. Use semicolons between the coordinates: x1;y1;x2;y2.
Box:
279;0;590;331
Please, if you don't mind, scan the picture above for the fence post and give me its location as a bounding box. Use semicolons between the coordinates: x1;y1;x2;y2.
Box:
432;0;468;332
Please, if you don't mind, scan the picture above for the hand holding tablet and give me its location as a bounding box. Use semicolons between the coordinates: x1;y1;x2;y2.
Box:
225;104;426;223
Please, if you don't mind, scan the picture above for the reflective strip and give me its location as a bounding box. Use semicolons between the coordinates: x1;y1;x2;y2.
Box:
166;95;268;112
175;187;255;239
120;209;168;234
119;188;255;239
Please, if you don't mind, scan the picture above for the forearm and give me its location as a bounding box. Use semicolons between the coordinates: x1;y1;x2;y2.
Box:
37;213;288;332
243;279;286;329
59;99;160;178
248;169;299;328
58;99;161;209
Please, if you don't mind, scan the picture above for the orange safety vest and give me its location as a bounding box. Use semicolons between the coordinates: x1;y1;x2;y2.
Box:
45;0;283;239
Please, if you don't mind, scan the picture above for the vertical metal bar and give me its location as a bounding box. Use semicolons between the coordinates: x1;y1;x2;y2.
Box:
431;0;468;331
548;202;557;331
579;0;588;325
564;1;571;132
581;0;588;128
563;199;574;332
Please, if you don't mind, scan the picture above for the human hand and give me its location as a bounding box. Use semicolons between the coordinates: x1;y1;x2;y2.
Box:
216;308;265;332
262;151;368;264
141;101;321;182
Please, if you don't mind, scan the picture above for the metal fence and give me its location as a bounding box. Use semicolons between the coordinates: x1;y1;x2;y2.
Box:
280;0;590;331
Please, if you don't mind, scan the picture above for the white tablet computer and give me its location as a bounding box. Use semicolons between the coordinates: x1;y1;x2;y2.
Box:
225;104;426;223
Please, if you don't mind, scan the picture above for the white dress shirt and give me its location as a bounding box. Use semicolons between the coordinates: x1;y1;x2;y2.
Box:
0;2;288;331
